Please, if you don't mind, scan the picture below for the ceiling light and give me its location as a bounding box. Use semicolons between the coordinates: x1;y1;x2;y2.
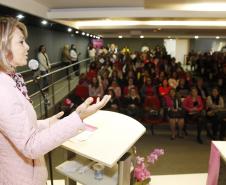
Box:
67;28;72;32
90;34;93;37
82;32;85;36
118;35;123;38
181;3;226;11
41;20;48;25
75;20;226;28
75;30;79;34
16;14;24;20
86;33;90;36
140;35;144;39
168;36;171;39
194;35;199;39
216;36;220;39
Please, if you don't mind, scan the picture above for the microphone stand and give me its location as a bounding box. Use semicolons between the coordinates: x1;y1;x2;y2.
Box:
33;75;54;185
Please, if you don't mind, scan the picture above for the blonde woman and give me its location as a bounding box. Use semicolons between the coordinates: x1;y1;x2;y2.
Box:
0;17;110;185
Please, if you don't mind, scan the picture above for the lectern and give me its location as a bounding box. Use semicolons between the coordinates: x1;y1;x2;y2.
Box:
56;110;146;185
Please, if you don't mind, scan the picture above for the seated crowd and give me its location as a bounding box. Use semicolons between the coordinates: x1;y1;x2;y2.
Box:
62;44;226;144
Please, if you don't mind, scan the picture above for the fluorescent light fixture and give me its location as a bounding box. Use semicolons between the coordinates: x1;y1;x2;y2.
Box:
41;20;48;25
82;32;85;35
216;36;220;39
140;35;144;39
181;3;226;11
67;28;72;32
194;35;199;39
118;35;123;38
74;20;226;28
76;20;141;27
16;14;24;20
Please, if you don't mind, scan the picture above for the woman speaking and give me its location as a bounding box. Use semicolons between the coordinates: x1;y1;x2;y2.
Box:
0;17;110;185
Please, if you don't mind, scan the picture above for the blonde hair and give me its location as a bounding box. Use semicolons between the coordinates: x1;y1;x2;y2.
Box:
0;17;27;72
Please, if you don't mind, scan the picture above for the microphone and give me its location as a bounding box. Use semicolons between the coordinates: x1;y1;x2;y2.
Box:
28;59;40;81
28;59;39;70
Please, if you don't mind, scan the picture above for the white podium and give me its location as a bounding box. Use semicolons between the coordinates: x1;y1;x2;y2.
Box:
56;110;146;185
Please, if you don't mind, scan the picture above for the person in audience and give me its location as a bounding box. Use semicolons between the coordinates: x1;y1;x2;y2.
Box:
196;78;208;102
62;44;71;65
69;44;80;76
176;78;190;99
140;76;154;101
104;88;120;112
206;87;226;140
125;87;141;120
88;76;104;99
168;71;179;89
74;73;89;106
62;44;72;77
123;77;136;97
183;87;205;144
37;44;51;88
165;89;184;140
108;80;121;98
0;17;111;185
88;44;96;62
158;79;171;97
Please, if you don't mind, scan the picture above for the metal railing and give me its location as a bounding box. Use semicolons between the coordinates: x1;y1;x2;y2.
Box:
23;58;90;118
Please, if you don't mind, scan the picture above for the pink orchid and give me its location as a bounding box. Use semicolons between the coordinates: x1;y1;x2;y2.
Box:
134;148;164;183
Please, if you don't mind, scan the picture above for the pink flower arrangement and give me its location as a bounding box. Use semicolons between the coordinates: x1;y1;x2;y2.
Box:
134;148;164;183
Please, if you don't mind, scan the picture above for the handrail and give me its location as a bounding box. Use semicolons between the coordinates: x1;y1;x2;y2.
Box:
28;58;90;118
25;58;90;85
19;61;62;75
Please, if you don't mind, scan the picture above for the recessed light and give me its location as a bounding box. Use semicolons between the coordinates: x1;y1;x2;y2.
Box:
16;14;24;20
82;32;85;35
41;20;48;25
75;30;79;34
140;35;144;39
86;33;90;36
67;28;72;32
118;35;123;38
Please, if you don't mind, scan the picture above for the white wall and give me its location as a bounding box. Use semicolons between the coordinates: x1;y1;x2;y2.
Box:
164;39;176;58
176;39;189;64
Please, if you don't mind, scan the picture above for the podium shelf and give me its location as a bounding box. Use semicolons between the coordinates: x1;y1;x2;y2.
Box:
56;156;118;185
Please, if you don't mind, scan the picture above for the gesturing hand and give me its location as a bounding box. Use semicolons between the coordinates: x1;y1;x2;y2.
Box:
75;95;111;120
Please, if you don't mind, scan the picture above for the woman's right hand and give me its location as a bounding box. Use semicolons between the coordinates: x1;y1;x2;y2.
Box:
75;95;111;120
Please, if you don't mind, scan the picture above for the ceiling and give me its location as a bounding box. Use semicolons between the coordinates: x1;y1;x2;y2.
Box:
3;0;226;38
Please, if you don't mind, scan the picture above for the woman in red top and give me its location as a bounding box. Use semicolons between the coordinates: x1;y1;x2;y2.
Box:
183;87;205;144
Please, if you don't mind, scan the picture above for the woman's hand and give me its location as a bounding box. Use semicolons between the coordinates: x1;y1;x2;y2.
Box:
49;111;64;126
76;95;111;120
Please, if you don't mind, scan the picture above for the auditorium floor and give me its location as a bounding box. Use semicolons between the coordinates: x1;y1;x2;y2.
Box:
46;127;211;181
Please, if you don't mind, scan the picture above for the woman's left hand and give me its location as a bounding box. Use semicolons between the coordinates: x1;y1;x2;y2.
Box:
76;95;111;120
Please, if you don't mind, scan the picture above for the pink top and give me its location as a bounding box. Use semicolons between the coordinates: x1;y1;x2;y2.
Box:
0;72;84;185
182;95;203;112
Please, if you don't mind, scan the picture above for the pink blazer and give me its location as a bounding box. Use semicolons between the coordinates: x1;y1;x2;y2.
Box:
0;72;84;185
